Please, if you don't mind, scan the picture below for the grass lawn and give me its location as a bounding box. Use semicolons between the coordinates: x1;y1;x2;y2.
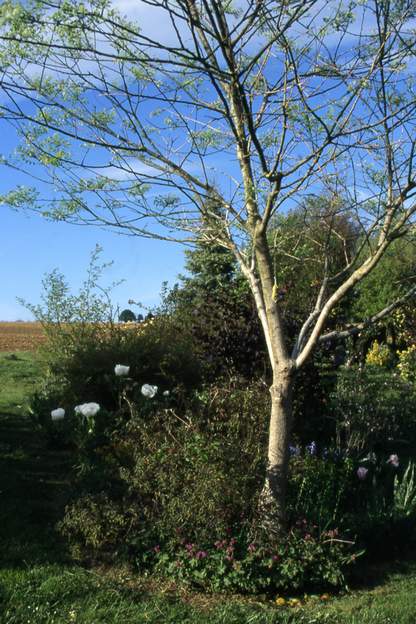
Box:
1;351;416;623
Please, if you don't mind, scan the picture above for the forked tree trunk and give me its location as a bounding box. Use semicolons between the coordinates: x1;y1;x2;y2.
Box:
257;365;294;538
245;230;296;537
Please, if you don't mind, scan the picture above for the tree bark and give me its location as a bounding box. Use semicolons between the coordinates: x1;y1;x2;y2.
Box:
256;364;294;538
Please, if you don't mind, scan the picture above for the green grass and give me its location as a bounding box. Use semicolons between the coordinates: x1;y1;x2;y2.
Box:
2;563;416;624
0;351;43;415
1;351;416;623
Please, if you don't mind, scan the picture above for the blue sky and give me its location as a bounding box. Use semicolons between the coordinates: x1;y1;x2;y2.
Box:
1;183;186;321
0;0;409;319
0;0;191;321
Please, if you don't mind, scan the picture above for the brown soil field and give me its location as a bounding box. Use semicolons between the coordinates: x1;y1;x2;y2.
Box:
0;322;46;352
0;321;150;352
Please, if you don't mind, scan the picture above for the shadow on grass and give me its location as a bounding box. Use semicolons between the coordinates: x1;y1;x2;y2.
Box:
0;409;72;567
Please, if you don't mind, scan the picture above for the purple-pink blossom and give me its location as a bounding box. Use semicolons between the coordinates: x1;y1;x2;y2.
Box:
357;466;368;480
387;454;399;468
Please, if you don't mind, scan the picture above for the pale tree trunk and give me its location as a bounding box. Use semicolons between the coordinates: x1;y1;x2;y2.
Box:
245;230;296;537
256;364;294;538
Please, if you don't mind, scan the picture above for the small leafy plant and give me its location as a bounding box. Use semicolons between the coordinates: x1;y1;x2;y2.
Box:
142;526;357;594
394;461;416;518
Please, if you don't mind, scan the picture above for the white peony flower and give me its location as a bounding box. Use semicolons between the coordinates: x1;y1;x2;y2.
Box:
163;390;170;397
114;364;130;376
74;405;82;415
51;408;65;421
141;384;158;398
76;402;101;417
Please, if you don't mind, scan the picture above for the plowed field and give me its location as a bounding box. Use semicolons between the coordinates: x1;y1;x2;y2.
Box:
0;322;46;352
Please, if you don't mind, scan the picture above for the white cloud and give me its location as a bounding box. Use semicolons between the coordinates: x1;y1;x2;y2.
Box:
111;0;179;44
104;158;162;180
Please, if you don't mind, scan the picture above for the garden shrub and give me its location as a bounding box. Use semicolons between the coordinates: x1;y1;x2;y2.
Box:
23;247;201;445
145;526;355;594
329;365;416;455
60;380;270;558
58;493;132;560
397;344;416;383
59;379;361;593
30;315;201;447
287;452;354;532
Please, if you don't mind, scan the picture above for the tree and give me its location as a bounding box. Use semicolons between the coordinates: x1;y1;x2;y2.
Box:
119;308;136;322
1;0;416;533
166;199;266;378
168;227;265;379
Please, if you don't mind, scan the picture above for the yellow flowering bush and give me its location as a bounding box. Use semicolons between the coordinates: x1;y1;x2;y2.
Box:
397;344;416;383
365;340;391;367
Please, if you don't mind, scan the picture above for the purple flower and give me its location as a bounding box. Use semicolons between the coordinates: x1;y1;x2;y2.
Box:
357;466;368;480
184;543;194;551
195;550;207;560
289;445;301;456
306;441;317;455
153;545;160;553
248;543;256;553
387;454;399;468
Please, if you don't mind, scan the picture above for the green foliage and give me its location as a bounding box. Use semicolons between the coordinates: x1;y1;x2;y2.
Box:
19;245;118;329
330;365;416;454
166;223;266;379
270;198;358;328
24;250;201;448
58;493;130;560
394;461;416;519
148;528;355;594
3;352;416;617
119;309;136;323
60;380;269;559
287;454;354;532
352;238;416;321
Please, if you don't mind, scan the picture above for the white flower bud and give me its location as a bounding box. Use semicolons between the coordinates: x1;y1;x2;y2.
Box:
114;364;130;376
141;384;158;398
76;402;100;417
51;408;65;421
